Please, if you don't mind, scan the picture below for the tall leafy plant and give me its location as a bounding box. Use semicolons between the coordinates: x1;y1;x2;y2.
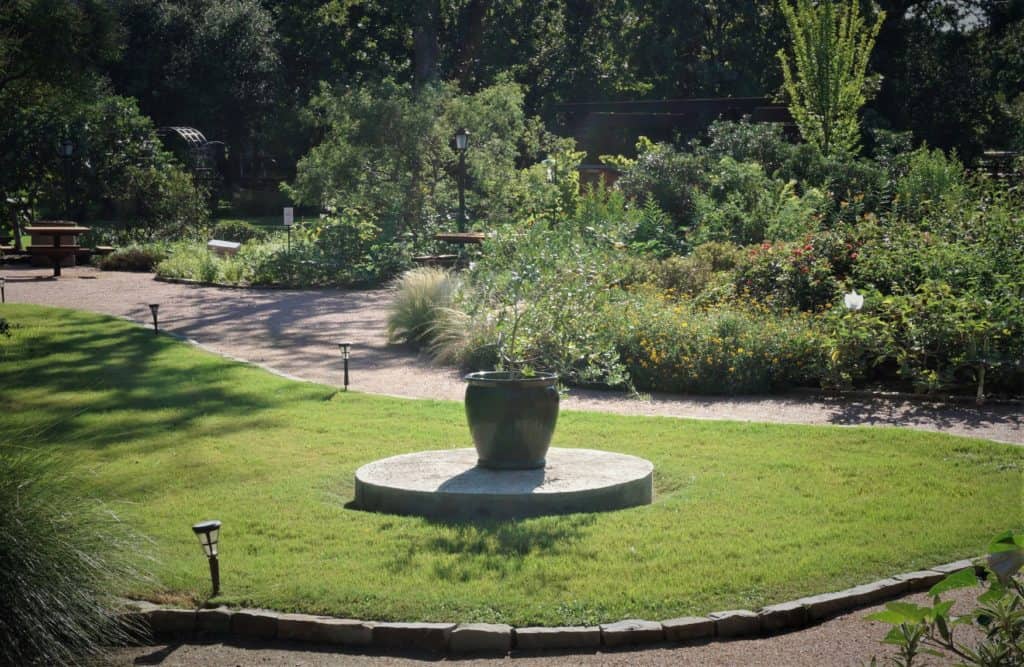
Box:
777;0;884;157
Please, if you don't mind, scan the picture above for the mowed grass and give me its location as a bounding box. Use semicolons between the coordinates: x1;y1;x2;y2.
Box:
0;304;1021;626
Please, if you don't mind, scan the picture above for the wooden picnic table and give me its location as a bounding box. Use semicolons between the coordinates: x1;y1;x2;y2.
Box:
25;224;91;277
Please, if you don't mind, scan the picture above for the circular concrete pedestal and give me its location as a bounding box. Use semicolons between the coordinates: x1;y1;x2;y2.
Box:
354;448;654;521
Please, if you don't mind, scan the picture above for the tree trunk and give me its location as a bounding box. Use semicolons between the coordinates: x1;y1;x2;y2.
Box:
413;0;441;90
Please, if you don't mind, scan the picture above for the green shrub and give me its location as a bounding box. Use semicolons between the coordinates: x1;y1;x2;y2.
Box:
387;267;460;346
0;448;146;665
96;245;167;272
733;238;841;311
895;147;968;223
690;157;828;246
611;292;824;394
699;119;797;176
454;192;637;385
868;531;1023;667
645;242;742;298
156;242;221;283
617;141;705;234
211;219;269;244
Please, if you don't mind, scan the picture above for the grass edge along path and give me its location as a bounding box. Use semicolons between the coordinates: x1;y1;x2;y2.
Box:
0;304;1021;627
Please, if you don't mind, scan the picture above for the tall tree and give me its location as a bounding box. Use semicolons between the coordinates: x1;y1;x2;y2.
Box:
777;0;885;156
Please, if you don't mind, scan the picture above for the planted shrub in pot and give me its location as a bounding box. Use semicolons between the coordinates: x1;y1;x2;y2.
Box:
460;209;633;469
464;304;560;470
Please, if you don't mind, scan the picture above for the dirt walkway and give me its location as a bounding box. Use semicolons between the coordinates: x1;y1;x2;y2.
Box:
4;265;1019;444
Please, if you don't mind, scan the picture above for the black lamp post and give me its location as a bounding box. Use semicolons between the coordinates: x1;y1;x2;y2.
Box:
191;520;221;596
337;342;352;390
454;128;469;233
58;137;74;220
0;276;5;304
148;304;160;334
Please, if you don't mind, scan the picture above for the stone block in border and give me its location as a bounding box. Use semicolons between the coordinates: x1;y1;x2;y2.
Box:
932;559;975;574
514;626;601;650
709;610;760;638
149;608;196;636
661;616;714;643
230;610;280;639
758;601;808;634
372;622;455;652
449;623;513;654
600;619;665;647
277;614;372;646
196;607;233;634
894;570;947;592
843;578;909;606
798;591;859;622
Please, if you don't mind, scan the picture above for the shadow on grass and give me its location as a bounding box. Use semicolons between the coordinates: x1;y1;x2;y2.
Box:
0;313;291;456
375;514;598;582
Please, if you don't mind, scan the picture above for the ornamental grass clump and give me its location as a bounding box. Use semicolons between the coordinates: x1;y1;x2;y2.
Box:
0;448;148;666
386;266;461;347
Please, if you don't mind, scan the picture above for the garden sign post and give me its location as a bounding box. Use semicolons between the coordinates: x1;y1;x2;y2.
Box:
284;207;293;283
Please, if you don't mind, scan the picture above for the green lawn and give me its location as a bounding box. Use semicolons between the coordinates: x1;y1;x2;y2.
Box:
0;304;1021;626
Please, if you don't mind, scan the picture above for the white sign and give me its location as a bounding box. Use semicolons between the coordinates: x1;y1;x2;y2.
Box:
283;207;294;227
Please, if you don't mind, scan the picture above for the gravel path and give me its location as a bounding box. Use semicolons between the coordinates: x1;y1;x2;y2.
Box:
4;265;1020;444
4;265;1008;664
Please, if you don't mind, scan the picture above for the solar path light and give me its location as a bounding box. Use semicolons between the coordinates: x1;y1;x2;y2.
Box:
149;304;160;334
191;520;221;595
337;341;352;391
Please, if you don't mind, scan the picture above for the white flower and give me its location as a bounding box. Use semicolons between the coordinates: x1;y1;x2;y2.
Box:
844;290;864;312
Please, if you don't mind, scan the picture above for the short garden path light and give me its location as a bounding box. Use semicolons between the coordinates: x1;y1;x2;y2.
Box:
337;341;352;390
0;276;5;303
191;520;221;596
148;304;160;334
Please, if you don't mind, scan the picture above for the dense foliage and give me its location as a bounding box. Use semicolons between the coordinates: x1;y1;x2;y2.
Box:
389;119;1023;399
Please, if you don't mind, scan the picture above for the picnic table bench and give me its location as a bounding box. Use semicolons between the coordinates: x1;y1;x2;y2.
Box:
25;223;91;276
414;231;488;268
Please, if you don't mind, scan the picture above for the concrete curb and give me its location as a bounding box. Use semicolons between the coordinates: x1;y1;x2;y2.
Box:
126;559;985;656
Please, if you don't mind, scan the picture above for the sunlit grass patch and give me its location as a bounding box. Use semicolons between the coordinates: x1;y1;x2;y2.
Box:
1;304;1020;626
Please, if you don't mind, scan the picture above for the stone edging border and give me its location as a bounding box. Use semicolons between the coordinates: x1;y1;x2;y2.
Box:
122;558;984;655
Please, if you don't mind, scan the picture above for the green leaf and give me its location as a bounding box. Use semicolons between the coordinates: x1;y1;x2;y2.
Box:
882;626;909;644
936;614;951;642
868;609;913;625
928;568;978;597
870;602;930;624
932;599;955;618
977;583;1007;604
987;530;1023;554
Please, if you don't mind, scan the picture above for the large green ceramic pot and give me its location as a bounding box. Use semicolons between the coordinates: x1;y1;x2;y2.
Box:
464;371;559;469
